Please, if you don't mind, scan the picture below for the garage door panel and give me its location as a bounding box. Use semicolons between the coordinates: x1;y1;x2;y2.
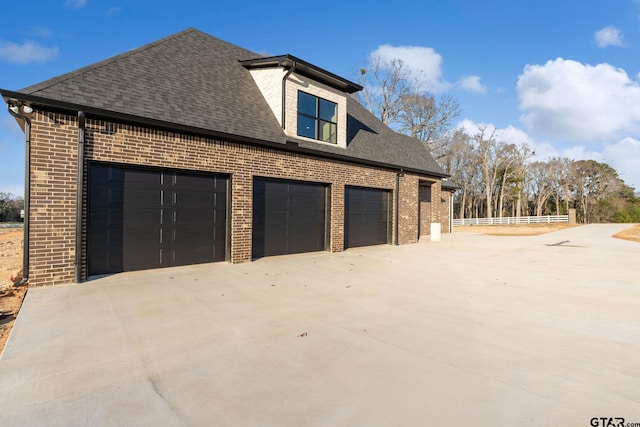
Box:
88;164;227;275
345;187;390;248
124;248;163;271
123;189;160;205
172;206;213;225
124;168;159;185
124;207;160;227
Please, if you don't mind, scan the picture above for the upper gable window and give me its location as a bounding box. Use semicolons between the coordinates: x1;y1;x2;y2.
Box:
297;91;337;144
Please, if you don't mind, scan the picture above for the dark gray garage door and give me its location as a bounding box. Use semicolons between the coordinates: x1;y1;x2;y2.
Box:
345;186;391;248
88;163;227;275
252;178;328;258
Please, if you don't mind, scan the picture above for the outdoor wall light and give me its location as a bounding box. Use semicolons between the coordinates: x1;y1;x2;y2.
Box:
21;105;33;114
9;105;19;114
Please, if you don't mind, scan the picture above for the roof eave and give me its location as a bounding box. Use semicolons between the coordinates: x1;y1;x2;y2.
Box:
1;89;448;178
1;89;288;147
240;55;362;94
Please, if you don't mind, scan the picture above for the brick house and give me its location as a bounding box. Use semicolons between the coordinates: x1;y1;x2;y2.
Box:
2;29;452;287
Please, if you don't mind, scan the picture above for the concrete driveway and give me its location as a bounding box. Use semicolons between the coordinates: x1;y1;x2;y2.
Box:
0;224;638;426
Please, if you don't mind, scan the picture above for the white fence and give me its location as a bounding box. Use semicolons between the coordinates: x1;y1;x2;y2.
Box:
0;223;24;228
453;215;569;227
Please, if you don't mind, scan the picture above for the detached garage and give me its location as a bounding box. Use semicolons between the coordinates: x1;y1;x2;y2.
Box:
2;29;450;286
88;164;228;275
345;186;391;248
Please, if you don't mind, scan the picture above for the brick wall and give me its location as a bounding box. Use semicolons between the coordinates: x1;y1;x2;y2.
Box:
26;110;444;286
29;112;79;286
441;191;451;234
430;181;442;225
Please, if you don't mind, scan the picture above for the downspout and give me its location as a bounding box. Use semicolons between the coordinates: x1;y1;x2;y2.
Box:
74;112;86;283
7;105;31;285
395;170;404;245
281;61;297;130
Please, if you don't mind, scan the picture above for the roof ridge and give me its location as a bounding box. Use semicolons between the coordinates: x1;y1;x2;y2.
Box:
21;28;200;94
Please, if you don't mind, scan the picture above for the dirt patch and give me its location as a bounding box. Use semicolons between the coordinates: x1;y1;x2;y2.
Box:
453;223;579;236
0;286;26;355
0;228;27;355
613;224;640;243
1;229;24;286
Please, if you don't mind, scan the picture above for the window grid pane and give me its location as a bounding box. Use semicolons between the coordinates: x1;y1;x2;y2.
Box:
319;98;337;123
319;121;337;143
298;115;316;139
298;92;317;117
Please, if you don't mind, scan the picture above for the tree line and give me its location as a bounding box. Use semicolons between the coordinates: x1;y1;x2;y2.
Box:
0;193;24;223
357;56;640;223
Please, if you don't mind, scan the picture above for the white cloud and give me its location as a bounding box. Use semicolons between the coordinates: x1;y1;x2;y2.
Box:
517;58;640;141
369;44;486;94
28;26;52;38
559;146;602;161
457;75;486;94
0;41;59;64
548;139;640;190
65;0;87;9
370;44;450;93
594;26;624;48
457;119;528;145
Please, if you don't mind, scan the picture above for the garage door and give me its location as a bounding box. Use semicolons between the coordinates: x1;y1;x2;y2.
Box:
252;178;328;258
88;164;227;275
345;186;391;248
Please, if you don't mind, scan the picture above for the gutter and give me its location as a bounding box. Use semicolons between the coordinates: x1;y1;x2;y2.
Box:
281;60;297;130
74;112;85;283
6;104;31;286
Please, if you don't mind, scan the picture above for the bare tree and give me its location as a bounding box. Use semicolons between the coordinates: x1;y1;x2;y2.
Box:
398;93;460;154
357;55;461;148
472;126;503;219
357;57;412;126
496;143;532;218
438;129;474;219
528;160;560;216
0;193;24;222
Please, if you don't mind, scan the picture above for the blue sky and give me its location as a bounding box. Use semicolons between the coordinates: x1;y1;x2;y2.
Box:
2;0;640;195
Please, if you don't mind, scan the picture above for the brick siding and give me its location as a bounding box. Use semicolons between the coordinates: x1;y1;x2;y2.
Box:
26;110;443;286
441;191;451;234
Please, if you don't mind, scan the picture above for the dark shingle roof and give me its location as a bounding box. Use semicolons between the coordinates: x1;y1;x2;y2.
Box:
19;29;286;145
11;28;445;176
441;180;459;191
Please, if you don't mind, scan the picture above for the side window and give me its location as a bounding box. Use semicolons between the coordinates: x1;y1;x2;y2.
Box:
297;91;337;143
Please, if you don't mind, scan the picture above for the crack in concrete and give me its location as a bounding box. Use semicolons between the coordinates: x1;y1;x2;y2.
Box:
546;240;584;248
148;375;186;423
